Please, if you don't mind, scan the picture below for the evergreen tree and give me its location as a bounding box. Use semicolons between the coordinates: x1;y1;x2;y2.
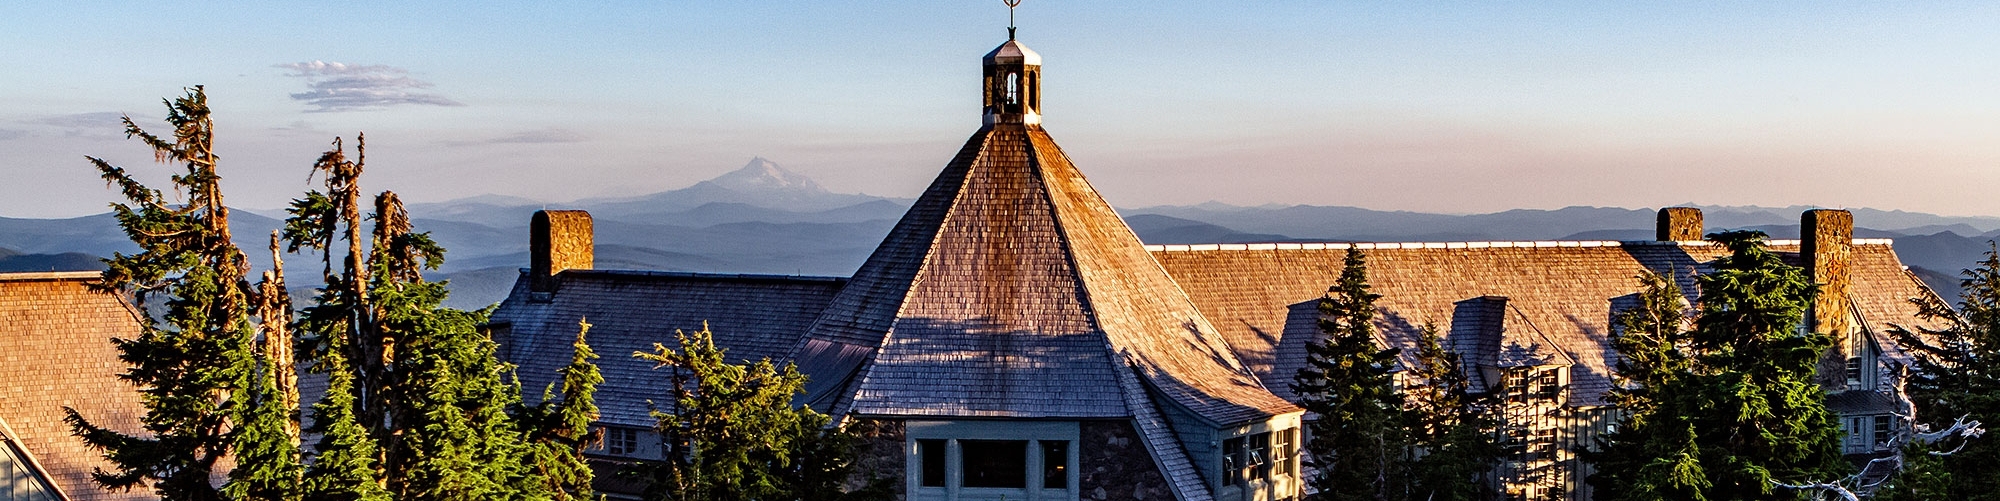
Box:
1404;324;1500;501
1890;243;2000;500
636;324;881;501
1293;248;1409;501
519;319;605;501
301;345;391;501
65;86;302;501
284;137;582;501
1588;271;1690;498
1592;231;1845;500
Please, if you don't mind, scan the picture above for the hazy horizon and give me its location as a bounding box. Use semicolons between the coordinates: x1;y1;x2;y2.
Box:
5;2;1998;219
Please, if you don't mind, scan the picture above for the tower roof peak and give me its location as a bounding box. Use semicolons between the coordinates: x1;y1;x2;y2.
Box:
983;39;1041;65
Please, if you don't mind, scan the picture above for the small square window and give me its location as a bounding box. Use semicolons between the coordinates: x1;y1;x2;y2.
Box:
604;427;639;456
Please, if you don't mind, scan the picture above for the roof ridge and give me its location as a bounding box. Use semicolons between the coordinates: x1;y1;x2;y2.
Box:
1144;238;1895;252
0;271;102;281
558;269;848;283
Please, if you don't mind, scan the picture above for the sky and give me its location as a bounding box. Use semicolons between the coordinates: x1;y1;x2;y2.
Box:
3;1;1998;218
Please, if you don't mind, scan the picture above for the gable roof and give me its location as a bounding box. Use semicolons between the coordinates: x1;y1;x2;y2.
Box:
0;416;65;501
0;272;151;501
490;270;846;428
1151;239;1948;407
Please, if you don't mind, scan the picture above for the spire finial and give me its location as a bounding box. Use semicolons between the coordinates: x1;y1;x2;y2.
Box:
1004;0;1021;40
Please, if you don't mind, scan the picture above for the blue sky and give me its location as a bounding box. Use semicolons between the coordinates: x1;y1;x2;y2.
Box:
3;1;1997;218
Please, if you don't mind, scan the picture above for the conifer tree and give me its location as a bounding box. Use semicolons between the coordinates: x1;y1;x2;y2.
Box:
66;86;302;501
520;319;605;501
284;137;589;501
1403;324;1500;501
636;324;882;501
1889;243;2000;500
1592;231;1845;500
301;345;391;501
1293;248;1409;501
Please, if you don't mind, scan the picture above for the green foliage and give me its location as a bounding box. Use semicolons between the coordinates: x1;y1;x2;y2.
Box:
1890;242;2000;500
518;320;605;501
635;324;885;501
1293;248;1410;501
1874;441;1952;501
1592;230;1845;501
301;346;390;501
282;136;594;501
1404;324;1501;501
66;86;302;501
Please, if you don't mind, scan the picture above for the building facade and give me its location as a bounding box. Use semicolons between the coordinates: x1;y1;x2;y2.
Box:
489;32;1946;501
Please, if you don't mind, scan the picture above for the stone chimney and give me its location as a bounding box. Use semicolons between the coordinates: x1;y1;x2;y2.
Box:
1656;207;1704;241
531;210;593;294
1801;209;1853;337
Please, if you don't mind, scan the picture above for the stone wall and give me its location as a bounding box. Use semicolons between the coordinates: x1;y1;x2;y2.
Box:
847;418;908;500
1080;420;1173;501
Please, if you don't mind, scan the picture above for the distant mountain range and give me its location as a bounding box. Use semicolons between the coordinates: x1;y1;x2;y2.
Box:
6;157;1998;309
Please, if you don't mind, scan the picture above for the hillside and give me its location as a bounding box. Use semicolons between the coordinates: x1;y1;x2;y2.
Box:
8;158;1995;310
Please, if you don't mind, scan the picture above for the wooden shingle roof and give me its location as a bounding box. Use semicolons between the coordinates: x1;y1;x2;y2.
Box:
785;122;1299;427
1151;240;1947;407
490;270;846;427
0;272;151;501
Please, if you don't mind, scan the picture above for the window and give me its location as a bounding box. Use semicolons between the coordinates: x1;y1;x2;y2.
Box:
1846;358;1864;387
1248;433;1272;479
1221;436;1245;486
1273;429;1296;477
1846;417;1866;450
918;439;947;487
604;427;639;456
1874;415;1893;449
1041;440;1068;489
960;440;1027;488
1506;370;1529;403
1005;73;1020;105
1535;370;1561;398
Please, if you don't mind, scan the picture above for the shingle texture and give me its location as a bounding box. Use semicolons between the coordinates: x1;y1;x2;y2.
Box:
490;270;845;427
787;122;1299;426
1150;240;1948;407
0;272;151;501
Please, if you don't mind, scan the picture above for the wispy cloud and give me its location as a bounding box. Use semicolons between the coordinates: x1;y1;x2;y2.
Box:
35;112;131;137
445;128;587;147
0;129;26;141
277;61;463;112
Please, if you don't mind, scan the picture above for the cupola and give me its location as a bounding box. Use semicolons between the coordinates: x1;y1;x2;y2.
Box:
982;34;1042;125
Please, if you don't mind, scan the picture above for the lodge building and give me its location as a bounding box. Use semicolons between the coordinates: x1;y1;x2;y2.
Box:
0;27;1946;501
486;31;1947;501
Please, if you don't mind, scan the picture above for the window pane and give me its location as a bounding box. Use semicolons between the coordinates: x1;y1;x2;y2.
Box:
1250;432;1272;479
1273;429;1294;476
1041;440;1069;489
961;440;1028;488
918;440;947;487
1222;437;1245;486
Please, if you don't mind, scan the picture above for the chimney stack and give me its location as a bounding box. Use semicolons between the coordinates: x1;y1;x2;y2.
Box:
531;210;594;294
1656;207;1704;241
1801;209;1853;337
1802;209;1856;390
